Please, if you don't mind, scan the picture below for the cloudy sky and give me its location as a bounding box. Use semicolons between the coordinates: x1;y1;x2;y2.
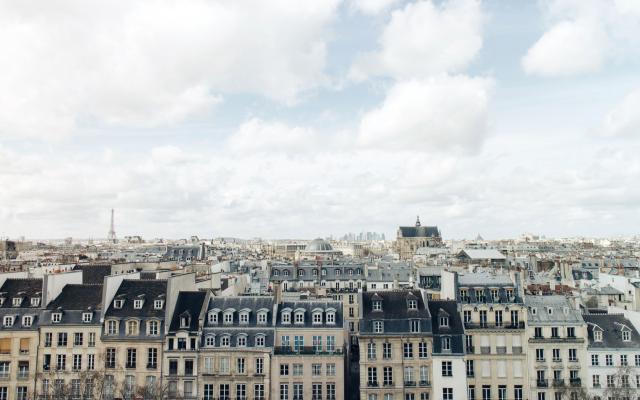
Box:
1;0;640;240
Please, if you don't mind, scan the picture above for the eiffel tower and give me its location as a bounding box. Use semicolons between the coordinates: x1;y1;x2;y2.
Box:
107;208;117;243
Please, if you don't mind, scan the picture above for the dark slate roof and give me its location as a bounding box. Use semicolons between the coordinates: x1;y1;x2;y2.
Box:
0;308;39;330
73;264;112;284
0;278;42;308
169;291;207;332
583;313;640;349
206;296;275;327
398;226;440;238
47;284;103;311
201;329;275;349
276;300;344;328
361;290;432;335
428;300;465;354
104;279;167;319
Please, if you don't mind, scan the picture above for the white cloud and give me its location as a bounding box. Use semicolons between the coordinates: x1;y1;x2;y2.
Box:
0;0;341;139
350;0;483;80
522;0;640;77
350;0;402;15
358;75;491;153
228;118;323;155
603;88;640;138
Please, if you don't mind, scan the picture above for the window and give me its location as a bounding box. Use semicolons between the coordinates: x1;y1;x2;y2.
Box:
51;313;61;323
440;316;449;327
514;386;523;400
383;342;392;359
238;335;247;347
635;354;640;366
622;330;631;341
106;348;116;368
221;336;230;347
442;361;452;377
410;320;420;333
408;300;418;309
482;386;491;400
57;332;67;346
44;332;52;347
154;299;164;309
464;310;471;323
568;348;577;362
148;320;159;336
127;320;138;335
73;354;82;370
56;354;66;370
254;357;264;374
442;388;453;400
552;348;560;362
442;337;451;351
327;383;336;400
280;384;289;400
240;312;249;324
219;357;230;374
237;358;246;374
498;386;506;400
594;330;603;341
327;336;336;352
374;321;384;333
82;312;92;323
535;327;543;338
74;332;83;346
383;366;393;386
368;343;377;359
107;320;117;335
16;386;27;400
294;335;304;351
327;312;335;324
404;366;414;384
592;374;600;387
280;364;289;376
88;332;96;347
0;362;8;378
220;384;230;400
256;335;265;347
134;299;143;309
88;354;95;370
257;312;267;324
148;348;158;369
536;348;544;361
255;384;265;400
403;343;413;359
224;312;233;324
621;354;628;366
606;354;613;366
567;327;575;337
282;312;291;324
22;316;32;327
313;313;322;324
373;300;382;311
368;367;378;386
114;299;124;309
327;363;336;376
419;342;428;358
126;348;137;369
466;360;475;377
313;384;322;400
294;312;304;324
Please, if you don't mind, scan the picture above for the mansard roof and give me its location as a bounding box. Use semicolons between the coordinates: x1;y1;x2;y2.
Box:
398;226;440;238
0;278;42;308
583;313;640;349
169;291;207;332
105;279;167;319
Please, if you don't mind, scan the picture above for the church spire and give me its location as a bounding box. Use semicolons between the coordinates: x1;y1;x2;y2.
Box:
415;215;421;227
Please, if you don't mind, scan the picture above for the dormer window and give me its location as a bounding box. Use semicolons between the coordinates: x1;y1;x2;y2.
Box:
313;312;323;325
622;330;631;342
3;316;14;327
531;307;537;315
0;298;5;306
154;300;164;310
373;300;382;311
134;300;144;309
107;320;117;335
326;311;336;325
408;300;417;310
256;335;266;347
113;299;124;309
205;335;215;347
30;297;40;307
273;269;280;277
491;289;499;301
373;320;384;333
322;268;327;276
220;335;230;347
257;311;267;325
237;335;247;347
594;330;603;342
335;269;341;276
283;270;290;277
223;311;233;324
127;320;138;335
294;312;305;324
282;312;291;324
180;316;190;328
440;316;449;327
239;311;249;324
22;316;32;327
51;313;62;323
547;307;553;315
82;313;92;323
442;337;451;351
12;298;22;307
208;311;219;324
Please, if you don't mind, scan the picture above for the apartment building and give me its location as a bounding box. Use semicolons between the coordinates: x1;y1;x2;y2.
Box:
359;290;433;400
525;295;588;400
272;301;345;400
199;296;275;400
428;300;466;400
583;313;640;400
37;284;104;399
457;272;528;400
164;291;208;399
101;279;168;398
0;279;42;400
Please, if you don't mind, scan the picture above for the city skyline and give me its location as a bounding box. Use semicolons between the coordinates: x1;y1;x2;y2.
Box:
1;1;640;239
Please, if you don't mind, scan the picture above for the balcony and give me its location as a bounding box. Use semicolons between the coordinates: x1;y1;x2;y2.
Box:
552;379;564;387
466;346;475;354
480;347;491;354
147;363;158;370
512;346;523;354
419;381;431;387
496;346;507;354
464;322;525;330
404;381;416;387
383;382;394;388
367;382;378;388
570;378;581;387
275;346;343;356
537;380;548;388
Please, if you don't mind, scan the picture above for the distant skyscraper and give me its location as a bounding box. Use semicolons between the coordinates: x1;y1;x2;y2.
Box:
107;208;117;243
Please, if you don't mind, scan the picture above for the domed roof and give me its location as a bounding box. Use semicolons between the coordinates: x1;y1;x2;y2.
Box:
305;238;333;252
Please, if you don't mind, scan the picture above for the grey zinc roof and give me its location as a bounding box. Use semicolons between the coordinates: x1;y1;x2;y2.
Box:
206;296;275;326
583;313;640;349
276;300;344;328
525;295;583;325
361;290;433;335
428;300;464;354
458;272;514;287
458;249;506;260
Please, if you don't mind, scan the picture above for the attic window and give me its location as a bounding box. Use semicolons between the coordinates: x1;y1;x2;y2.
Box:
440;316;449;327
294;311;305;324
114;299;124;309
22;316;32;327
12;298;22;307
622;330;631;342
326;311;335;325
154;300;164;310
30;298;40;307
373;300;382;311
282;312;291;324
133;300;144;309
180;316;190;328
82;313;92;323
257;311;267;325
208;312;218;324
547;307;553;315
51;313;62;323
223;312;233;324
313;312;323;325
594;330;602;342
531;307;537;315
3;316;14;327
239;312;249;324
408;300;418;310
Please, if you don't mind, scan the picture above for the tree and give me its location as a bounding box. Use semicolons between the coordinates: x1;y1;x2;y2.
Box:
602;364;639;400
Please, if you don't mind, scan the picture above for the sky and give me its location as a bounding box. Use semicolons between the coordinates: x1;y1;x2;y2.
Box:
1;0;640;241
